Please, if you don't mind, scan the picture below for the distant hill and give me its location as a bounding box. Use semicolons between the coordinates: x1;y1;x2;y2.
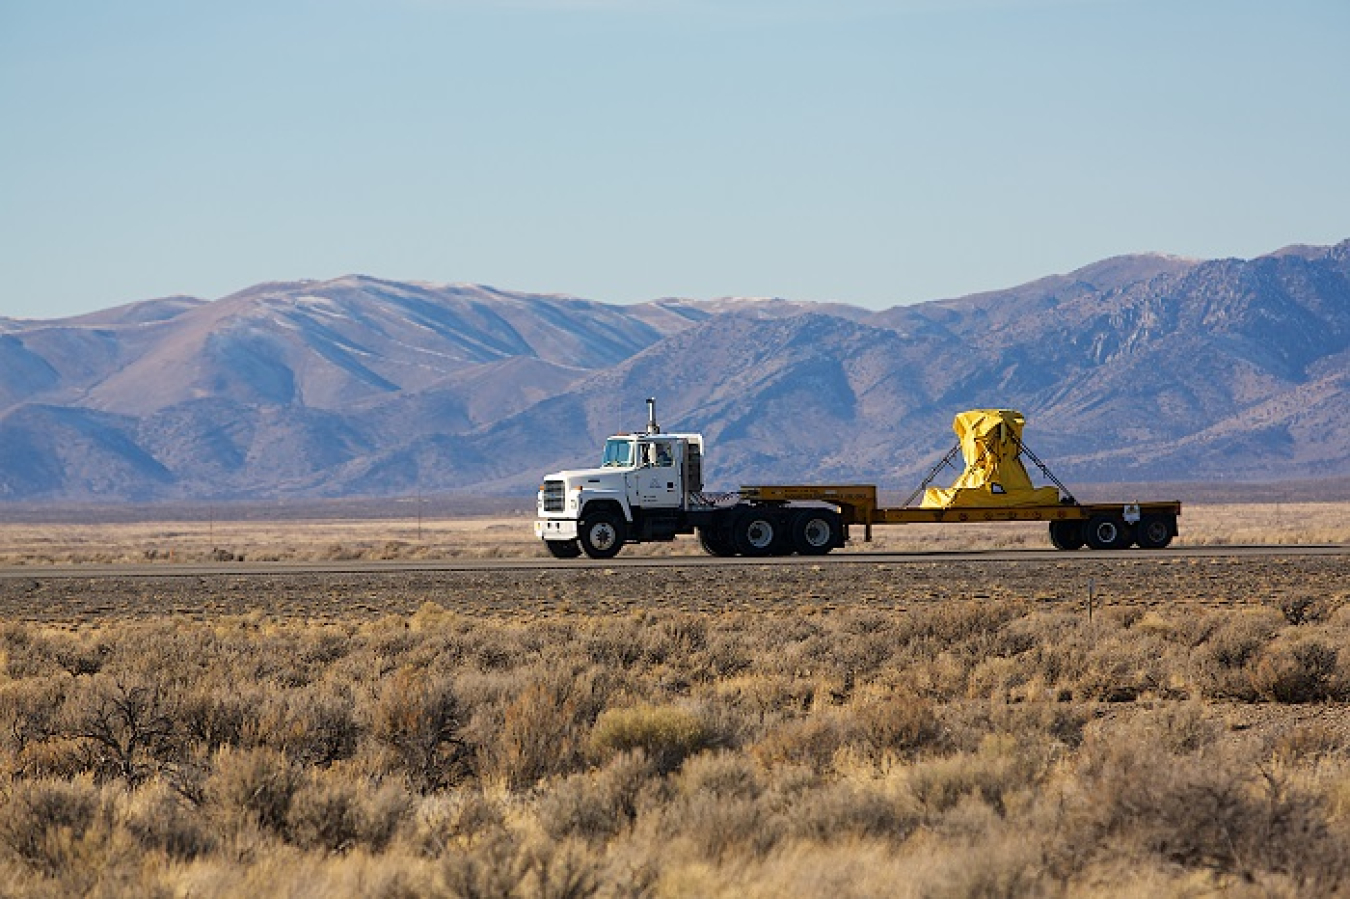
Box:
2;241;1348;502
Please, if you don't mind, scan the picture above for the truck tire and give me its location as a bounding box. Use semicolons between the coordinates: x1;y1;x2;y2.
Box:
698;526;737;557
1084;515;1132;550
579;510;626;559
1048;520;1085;551
733;509;782;557
544;539;582;559
791;510;839;555
1135;514;1174;549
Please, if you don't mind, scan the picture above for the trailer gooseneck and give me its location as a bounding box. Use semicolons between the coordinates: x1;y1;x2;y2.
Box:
534;401;1181;560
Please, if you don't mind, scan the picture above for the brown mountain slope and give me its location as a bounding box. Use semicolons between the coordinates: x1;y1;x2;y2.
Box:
0;241;1346;501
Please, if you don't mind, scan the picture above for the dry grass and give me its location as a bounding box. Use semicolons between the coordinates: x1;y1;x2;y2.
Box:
0;501;1345;566
2;599;1350;897
0;516;541;565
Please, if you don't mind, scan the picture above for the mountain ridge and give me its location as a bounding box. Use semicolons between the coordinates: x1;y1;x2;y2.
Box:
2;241;1348;502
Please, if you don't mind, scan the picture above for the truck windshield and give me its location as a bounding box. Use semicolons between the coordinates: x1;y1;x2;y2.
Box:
601;438;634;467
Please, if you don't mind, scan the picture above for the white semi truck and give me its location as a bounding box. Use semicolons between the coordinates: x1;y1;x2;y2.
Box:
534;399;844;559
534;401;1181;560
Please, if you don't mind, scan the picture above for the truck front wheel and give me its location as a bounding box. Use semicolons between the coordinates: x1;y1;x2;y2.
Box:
579;511;626;559
544;539;582;559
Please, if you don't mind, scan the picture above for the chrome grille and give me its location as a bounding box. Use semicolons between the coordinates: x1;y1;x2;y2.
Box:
542;480;566;512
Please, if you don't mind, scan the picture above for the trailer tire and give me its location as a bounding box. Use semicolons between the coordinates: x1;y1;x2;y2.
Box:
544;539;583;559
579;510;626;559
1084;515;1132;550
791;510;839;555
698;526;737;557
1135;514;1174;549
1048;520;1085;551
733;509;783;557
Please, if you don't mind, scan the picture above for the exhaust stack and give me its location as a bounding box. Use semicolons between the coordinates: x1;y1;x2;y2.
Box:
646;398;661;434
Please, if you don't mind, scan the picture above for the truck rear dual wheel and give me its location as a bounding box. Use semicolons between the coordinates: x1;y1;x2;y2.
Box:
729;508;839;557
579;510;626;559
698;526;737;557
733;510;783;557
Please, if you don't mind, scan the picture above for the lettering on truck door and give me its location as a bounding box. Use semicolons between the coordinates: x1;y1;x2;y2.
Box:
638;440;681;507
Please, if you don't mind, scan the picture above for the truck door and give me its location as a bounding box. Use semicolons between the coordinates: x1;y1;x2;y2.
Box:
636;439;681;508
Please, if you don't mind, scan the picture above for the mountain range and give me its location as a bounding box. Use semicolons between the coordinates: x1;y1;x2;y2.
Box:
2;240;1348;504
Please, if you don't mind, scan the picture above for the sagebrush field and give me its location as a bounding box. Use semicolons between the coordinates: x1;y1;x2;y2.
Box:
0;507;1348;897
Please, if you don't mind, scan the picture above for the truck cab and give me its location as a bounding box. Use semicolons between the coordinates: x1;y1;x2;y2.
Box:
602;433;692;509
535;401;706;558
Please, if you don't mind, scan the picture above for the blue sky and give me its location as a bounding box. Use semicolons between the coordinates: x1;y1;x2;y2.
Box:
2;0;1347;318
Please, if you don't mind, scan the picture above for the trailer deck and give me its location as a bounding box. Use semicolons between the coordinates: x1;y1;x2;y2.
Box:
740;484;1182;547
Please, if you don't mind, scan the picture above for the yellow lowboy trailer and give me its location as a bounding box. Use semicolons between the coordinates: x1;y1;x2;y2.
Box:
742;410;1181;551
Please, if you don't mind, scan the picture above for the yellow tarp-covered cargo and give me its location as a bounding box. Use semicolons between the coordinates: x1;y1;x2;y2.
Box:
920;409;1062;509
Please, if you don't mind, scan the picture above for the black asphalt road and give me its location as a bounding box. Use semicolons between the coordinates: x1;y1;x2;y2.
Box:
1;544;1345;580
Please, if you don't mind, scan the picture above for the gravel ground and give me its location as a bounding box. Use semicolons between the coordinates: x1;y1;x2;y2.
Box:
2;553;1345;626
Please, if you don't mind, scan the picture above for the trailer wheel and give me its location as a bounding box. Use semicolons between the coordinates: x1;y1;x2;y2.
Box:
1135;514;1174;550
544;539;582;559
1084;515;1132;550
579;510;626;559
1048;520;1085;551
698;526;737;557
791;510;839;555
733;510;782;557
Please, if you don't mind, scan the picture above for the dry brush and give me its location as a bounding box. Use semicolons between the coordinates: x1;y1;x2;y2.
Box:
0;596;1349;897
